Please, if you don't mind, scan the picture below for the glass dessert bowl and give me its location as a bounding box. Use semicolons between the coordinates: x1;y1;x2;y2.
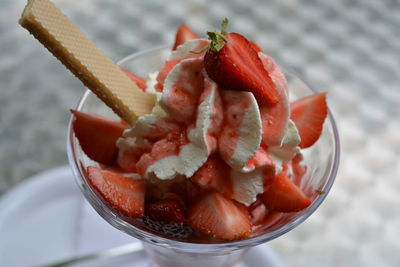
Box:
67;46;340;267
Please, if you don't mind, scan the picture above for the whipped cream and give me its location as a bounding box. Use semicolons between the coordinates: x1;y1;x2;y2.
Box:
145;72;159;94
117;39;301;206
170;39;210;60
270;120;301;174
270;120;301;162
219;91;262;172
161;58;205;123
230;168;264;206
144;72;222;179
227;120;300;206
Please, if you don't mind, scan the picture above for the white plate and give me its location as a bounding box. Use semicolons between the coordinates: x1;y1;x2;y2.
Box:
0;166;286;267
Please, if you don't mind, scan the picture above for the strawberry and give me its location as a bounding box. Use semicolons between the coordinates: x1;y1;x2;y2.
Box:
187;191;252;240
291;153;307;186
71;110;127;164
250;41;261;53
155;59;180;91
146;199;186;223
172;24;199;50
191;155;233;198
282;163;289;173
258;53;290;147
261;172;311;212
120;68;146;91
290;93;328;148
251;212;283;236
117;139;153;172
204;19;279;103
248;199;268;225
117;149;140;172
87;166;145;217
168;179;200;205
263;165;276;191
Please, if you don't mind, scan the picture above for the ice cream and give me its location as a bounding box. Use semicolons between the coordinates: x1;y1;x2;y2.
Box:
71;21;328;241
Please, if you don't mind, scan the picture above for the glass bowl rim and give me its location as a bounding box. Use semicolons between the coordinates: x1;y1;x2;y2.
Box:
67;45;340;253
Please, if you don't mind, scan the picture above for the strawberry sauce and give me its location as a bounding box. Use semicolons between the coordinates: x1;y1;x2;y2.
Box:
162;58;205;123
136;130;188;177
218;91;251;161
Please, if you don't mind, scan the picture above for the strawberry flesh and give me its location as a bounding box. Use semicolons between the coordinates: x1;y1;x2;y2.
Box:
146;199;186;223
120;68;147;91
187;191;252;240
168;179;200;205
172;24;199;50
291;153;307;186
261;172;311;212
156;59;180;92
290;93;328;148
72;110;127;164
250;41;261;53
117;139;153;172
204;33;279;103
191;155;233;198
248;199;268;225
258;53;290;147
87;166;145;217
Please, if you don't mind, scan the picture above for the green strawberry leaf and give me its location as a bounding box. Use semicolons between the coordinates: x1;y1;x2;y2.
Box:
191;18;229;53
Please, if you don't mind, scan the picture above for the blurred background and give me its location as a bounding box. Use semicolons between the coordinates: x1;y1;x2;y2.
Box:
0;0;399;266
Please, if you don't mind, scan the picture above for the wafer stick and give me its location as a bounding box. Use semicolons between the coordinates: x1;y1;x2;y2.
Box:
19;0;155;125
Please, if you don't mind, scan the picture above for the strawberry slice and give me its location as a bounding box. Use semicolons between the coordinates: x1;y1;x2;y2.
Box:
250;41;261;53
120;68;146;91
172;24;199;50
168;179;201;205
191;155;233;198
87;166;145;217
71;110;127;164
146;199;186;223
155;59;180;92
187;191;252;240
258;53;290;146
117;149;140;172
261;172;311;212
204;20;279;103
248;199;268;225
291;153;307;186
117;138;153;172
290;93;328;148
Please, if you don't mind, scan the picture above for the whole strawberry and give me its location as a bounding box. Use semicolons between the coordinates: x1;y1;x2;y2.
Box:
203;19;279;104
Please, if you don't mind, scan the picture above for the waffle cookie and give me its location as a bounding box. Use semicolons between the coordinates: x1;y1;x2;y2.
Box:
19;0;155;125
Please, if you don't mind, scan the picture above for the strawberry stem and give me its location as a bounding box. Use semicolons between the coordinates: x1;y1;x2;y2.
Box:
210;31;227;41
220;18;229;36
190;43;211;54
191;18;229;54
207;18;229;52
